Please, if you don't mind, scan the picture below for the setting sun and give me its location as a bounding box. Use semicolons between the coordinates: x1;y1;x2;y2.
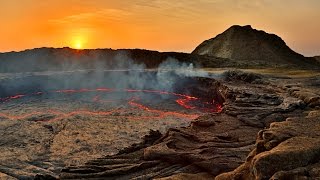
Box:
71;36;85;49
73;40;82;49
69;29;90;49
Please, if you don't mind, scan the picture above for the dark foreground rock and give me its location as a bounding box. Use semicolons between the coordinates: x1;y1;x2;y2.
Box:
60;113;260;179
59;70;319;179
216;112;320;180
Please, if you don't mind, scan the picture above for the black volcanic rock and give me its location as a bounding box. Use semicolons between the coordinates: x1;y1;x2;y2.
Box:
193;25;319;68
216;115;320;180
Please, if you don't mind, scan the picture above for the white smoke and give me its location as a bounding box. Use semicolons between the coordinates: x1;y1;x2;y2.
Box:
0;52;207;98
155;57;208;91
157;57;208;77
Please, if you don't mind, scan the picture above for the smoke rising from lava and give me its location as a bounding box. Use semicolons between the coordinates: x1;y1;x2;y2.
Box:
0;52;208;99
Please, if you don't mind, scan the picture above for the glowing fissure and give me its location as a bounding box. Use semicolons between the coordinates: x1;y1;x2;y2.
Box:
0;88;222;122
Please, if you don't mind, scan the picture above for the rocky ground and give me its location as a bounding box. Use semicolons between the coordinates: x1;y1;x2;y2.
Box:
57;69;320;179
0;103;194;179
0;69;319;179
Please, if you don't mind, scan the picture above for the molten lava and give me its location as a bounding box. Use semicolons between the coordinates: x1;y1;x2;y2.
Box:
0;88;222;122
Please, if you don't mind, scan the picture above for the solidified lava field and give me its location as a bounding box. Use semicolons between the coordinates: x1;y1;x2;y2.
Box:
0;70;222;165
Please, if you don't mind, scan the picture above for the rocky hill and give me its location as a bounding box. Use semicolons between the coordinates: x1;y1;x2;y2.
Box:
193;25;319;68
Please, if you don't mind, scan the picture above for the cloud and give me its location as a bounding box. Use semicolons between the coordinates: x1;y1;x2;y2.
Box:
49;8;132;25
232;0;268;10
49;0;267;26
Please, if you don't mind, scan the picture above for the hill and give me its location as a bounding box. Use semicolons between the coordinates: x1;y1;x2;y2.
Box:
192;25;319;68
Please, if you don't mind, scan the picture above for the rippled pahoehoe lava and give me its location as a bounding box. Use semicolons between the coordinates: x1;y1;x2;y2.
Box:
0;88;222;122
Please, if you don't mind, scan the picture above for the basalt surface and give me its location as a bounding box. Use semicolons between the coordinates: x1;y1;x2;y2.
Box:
57;70;320;179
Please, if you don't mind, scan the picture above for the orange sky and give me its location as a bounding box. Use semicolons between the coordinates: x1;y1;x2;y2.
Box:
0;0;319;56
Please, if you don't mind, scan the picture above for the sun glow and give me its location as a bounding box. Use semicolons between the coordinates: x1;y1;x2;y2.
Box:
73;39;83;49
70;33;88;49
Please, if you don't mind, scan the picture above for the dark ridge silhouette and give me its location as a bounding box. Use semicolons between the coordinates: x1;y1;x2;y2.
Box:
192;25;319;68
0;47;228;73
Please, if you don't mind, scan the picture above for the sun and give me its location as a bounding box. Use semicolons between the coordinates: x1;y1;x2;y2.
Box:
69;29;89;49
70;35;87;49
73;40;83;49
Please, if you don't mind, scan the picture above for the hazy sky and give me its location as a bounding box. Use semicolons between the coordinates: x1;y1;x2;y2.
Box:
0;0;319;56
